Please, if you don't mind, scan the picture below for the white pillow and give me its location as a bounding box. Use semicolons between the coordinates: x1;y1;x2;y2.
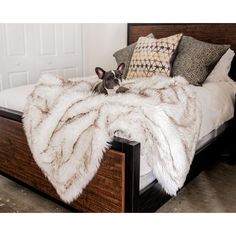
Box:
206;48;235;83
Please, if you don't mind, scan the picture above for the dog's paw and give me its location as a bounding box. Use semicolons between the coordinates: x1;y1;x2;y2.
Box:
116;86;129;93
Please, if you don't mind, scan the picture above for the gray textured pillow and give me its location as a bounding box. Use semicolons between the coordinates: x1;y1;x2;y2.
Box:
172;36;230;85
113;33;155;78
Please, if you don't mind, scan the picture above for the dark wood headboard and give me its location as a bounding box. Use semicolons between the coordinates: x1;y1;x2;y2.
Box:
127;23;236;79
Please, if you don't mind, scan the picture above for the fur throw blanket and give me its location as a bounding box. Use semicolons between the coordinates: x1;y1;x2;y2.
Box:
23;74;201;203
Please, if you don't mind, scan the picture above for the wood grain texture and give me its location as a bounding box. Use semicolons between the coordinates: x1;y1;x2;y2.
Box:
0;116;125;212
128;23;236;79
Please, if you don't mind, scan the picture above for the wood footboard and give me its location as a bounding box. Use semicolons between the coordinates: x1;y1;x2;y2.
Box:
0;115;126;212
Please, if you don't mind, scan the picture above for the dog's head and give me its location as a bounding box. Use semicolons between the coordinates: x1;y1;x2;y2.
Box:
95;63;125;90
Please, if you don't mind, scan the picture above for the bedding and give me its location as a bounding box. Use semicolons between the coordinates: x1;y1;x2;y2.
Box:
22;74;200;202
113;33;155;79
191;80;235;139
0;84;35;112
172;36;230;85
126;34;182;79
0;76;235;192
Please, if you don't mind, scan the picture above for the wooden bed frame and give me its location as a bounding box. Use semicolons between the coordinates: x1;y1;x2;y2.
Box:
0;23;236;212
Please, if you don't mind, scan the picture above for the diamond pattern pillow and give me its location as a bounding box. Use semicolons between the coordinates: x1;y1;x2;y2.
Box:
126;34;182;80
172;36;230;85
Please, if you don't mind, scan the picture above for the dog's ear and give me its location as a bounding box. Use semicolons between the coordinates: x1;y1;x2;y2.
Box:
95;67;105;80
117;63;125;74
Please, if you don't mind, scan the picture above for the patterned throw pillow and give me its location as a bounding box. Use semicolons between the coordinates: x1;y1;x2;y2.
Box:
126;34;182;80
113;33;155;79
172;36;230;85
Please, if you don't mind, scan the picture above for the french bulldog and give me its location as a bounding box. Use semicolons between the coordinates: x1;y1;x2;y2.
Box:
93;63;129;95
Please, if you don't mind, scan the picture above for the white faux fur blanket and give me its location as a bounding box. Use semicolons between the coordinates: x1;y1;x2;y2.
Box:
23;74;201;203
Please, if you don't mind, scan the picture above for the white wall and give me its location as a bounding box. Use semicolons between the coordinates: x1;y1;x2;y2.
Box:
82;24;127;75
0;23;127;90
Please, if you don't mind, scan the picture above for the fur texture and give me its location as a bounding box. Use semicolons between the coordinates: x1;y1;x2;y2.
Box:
23;74;201;203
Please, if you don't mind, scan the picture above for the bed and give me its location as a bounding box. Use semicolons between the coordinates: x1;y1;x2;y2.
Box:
0;23;236;212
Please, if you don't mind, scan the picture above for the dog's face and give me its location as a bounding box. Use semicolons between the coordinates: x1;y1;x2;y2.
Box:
95;63;125;90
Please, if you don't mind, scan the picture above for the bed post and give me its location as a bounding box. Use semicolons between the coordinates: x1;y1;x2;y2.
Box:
111;137;141;212
234;94;236;122
225;94;236;165
230;94;236;163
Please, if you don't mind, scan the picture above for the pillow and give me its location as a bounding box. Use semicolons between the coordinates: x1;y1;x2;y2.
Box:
126;33;182;80
206;48;235;83
113;33;155;79
172;36;230;86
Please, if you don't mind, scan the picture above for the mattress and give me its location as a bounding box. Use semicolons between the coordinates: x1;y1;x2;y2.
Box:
0;80;235;190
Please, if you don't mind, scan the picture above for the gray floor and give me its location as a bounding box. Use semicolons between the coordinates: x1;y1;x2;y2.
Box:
0;176;69;213
158;162;236;213
0;161;235;213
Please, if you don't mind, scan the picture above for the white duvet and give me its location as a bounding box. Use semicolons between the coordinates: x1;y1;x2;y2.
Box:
191;80;236;139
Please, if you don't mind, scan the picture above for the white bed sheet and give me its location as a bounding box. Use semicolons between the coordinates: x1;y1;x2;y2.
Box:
191;80;235;139
0;80;235;190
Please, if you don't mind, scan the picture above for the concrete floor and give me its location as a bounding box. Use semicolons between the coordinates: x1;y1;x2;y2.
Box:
0;176;69;213
0;161;235;213
158;162;236;213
